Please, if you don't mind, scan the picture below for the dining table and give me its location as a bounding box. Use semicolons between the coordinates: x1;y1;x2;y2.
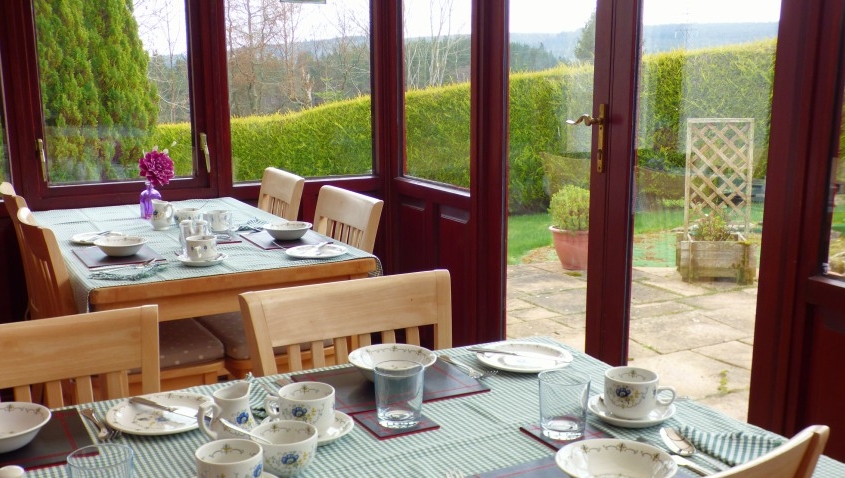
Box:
11;336;845;477
30;197;380;321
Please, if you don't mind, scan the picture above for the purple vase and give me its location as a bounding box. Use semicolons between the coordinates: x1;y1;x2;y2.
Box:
139;180;161;219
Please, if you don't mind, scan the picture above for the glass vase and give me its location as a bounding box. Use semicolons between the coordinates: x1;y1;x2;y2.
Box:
139;180;161;219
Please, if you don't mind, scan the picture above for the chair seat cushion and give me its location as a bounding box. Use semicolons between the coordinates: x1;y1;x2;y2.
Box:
196;313;325;361
159;319;225;369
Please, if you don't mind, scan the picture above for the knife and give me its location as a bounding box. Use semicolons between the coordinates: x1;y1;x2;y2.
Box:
467;347;572;363
129;396;199;421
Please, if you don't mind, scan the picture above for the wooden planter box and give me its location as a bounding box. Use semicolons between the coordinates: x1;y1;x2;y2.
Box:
676;233;757;285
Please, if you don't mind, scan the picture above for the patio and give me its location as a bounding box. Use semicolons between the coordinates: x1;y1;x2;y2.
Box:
506;261;755;423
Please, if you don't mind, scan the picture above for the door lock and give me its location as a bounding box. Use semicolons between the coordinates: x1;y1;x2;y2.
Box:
567;104;608;173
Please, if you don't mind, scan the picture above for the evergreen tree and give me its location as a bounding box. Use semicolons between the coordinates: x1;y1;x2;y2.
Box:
35;0;158;182
574;10;596;64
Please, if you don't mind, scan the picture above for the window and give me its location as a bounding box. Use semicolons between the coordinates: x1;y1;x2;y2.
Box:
225;0;373;183
402;0;472;188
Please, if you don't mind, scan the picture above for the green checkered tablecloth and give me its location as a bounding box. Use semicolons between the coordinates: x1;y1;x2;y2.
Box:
23;338;845;477
31;197;381;314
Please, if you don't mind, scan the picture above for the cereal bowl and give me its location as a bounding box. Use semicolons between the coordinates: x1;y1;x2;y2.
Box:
348;344;437;382
94;235;146;257
251;420;318;477
0;402;51;453
264;221;311;241
555;438;677;478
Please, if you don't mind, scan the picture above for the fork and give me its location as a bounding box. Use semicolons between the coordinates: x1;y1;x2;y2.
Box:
440;355;498;379
80;408;120;441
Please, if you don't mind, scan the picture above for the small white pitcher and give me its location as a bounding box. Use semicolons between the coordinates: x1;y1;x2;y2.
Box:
197;381;256;440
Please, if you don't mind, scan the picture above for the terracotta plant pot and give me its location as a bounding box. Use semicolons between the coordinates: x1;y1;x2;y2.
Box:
549;226;588;270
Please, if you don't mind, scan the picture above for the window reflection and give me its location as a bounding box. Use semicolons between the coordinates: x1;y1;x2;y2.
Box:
827;114;845;277
1;88;8;183
225;0;372;183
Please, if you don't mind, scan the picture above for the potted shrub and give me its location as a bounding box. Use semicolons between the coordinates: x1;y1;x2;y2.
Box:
548;185;590;270
676;212;757;284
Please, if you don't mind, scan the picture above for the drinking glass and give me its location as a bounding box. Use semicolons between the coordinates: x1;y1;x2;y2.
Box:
539;370;590;440
374;360;424;429
67;443;133;477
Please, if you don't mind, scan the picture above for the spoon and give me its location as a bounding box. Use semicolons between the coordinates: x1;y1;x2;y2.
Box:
219;418;274;445
635;436;710;476
660;427;729;471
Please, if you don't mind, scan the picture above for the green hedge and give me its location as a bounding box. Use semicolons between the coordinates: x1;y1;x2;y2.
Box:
147;39;777;213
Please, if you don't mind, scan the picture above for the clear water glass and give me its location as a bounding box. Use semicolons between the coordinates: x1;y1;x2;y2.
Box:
374;360;424;429
539;370;590;440
67;443;133;477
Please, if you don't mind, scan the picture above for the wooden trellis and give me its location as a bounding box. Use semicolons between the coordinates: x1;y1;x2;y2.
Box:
683;118;755;235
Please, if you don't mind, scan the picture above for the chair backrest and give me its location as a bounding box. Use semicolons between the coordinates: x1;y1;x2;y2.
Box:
0;305;161;407
17;207;78;319
312;185;384;253
257;167;305;221
710;425;830;478
1;183;38;318
239;269;452;376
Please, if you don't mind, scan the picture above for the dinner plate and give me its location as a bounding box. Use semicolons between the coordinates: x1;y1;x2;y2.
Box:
71;231;124;245
285;244;348;259
194;474;278;478
106;392;212;435
588;393;676;429
474;341;573;373
176;253;228;267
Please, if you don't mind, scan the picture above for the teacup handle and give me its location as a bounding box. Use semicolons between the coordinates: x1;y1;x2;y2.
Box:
656;385;676;406
163;203;174;220
197;402;221;440
264;396;283;419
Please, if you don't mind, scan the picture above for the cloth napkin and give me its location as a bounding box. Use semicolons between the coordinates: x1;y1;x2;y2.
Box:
679;425;785;467
88;263;167;281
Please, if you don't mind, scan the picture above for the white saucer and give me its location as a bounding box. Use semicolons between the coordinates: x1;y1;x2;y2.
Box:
106;392;212;435
318;411;354;446
285;244;348;259
588;394;676;429
262;411;353;446
474;341;573;373
71;231;124;245
176;253;227;267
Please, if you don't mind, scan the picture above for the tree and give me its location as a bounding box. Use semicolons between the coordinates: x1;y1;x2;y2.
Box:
35;0;158;182
574;10;596;64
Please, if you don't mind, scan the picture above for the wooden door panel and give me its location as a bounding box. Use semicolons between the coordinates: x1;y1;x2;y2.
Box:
803;308;845;461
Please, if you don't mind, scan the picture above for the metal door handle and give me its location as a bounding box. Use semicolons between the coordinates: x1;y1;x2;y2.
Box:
567;104;607;173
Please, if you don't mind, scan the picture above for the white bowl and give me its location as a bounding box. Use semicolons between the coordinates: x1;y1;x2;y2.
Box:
348;344;437;382
555;439;678;478
251;420;318;477
264;221;312;241
94;235;146;257
0;403;52;453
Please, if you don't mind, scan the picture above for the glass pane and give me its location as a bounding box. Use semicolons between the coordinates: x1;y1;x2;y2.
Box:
0;86;8;183
505;1;595;353
34;0;192;184
403;0;472;187
827;97;845;277
630;0;781;422
226;0;372;183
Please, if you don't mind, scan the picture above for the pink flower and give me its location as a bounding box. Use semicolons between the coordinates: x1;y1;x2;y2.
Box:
139;147;175;187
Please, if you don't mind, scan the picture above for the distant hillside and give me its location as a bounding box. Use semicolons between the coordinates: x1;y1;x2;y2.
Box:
511;22;778;62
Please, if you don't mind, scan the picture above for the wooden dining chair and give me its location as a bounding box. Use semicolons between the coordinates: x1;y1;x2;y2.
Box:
0;305;160;408
709;425;830;478
257;167;305;221
1;182;39;319
311;185;384;253
239;269;452;376
16;207;228;393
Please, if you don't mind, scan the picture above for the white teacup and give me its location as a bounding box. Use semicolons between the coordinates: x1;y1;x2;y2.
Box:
265;382;335;436
603;366;676;420
195;438;263;478
251;420;318;477
205;209;233;234
150;199;174;230
174;207;203;223
186;234;218;261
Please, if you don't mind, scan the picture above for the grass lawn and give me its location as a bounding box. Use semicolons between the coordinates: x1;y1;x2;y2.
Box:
507;203;773;267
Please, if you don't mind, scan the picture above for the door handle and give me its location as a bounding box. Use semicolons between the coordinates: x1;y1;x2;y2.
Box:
567;103;607;173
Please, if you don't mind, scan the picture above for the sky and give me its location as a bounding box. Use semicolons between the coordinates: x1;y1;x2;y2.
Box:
133;0;782;55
